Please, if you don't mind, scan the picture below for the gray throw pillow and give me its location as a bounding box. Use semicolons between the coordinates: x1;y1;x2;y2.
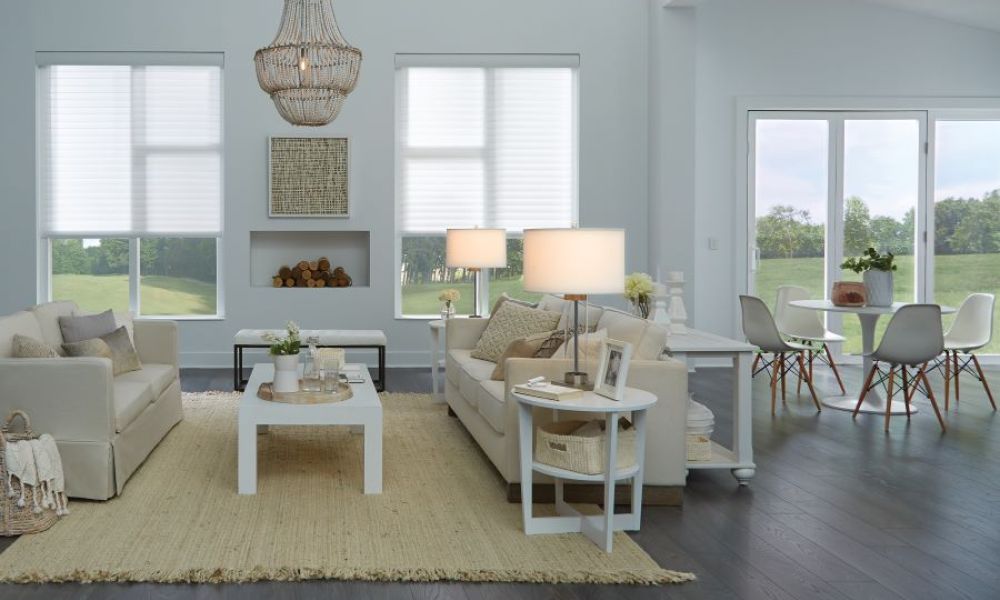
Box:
12;334;59;358
59;309;117;344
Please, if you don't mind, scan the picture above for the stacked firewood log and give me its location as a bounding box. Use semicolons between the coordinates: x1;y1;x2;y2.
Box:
272;257;353;288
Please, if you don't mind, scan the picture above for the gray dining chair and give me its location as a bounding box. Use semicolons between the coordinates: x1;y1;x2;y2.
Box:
740;295;821;415
774;285;847;395
853;304;946;432
926;293;995;411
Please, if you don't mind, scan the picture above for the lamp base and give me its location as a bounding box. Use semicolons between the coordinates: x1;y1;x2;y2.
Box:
563;371;592;390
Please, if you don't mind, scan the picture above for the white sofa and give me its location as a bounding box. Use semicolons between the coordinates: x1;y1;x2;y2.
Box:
0;301;183;500
445;296;688;505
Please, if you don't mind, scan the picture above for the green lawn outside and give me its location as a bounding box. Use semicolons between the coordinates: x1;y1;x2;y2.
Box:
52;274;217;316
756;253;1000;354
401;277;542;316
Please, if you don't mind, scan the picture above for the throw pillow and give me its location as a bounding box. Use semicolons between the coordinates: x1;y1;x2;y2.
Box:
553;328;608;360
62;338;114;364
489;293;538;316
59;309;117;344
11;334;59;358
490;331;553;381
100;326;143;376
471;302;561;363
534;330;568;358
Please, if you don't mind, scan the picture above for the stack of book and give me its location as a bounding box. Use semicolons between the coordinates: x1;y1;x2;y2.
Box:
512;382;583;401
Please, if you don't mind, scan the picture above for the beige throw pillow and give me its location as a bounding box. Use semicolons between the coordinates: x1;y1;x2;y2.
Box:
12;334;59;358
490;331;553;381
553;328;608;360
471;302;561;363
62;327;142;376
62;338;114;363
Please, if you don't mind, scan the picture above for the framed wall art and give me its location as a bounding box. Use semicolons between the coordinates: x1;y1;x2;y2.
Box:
268;137;350;217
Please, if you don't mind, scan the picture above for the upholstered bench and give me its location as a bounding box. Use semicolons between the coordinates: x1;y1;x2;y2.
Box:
233;329;387;392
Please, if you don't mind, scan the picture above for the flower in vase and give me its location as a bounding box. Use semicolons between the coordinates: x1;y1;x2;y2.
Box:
624;272;654;318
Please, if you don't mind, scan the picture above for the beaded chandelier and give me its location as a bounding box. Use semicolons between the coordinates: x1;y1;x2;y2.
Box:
254;0;362;126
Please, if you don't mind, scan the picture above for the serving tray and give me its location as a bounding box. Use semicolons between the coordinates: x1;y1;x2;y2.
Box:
257;381;353;404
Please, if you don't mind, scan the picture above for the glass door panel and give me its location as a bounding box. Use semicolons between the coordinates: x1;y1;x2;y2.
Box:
840;118;921;353
934;120;1000;354
752;119;829;312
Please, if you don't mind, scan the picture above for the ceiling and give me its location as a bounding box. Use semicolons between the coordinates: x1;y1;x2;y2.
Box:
859;0;1000;33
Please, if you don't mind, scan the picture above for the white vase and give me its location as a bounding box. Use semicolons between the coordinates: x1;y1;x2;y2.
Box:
272;353;300;393
863;270;894;307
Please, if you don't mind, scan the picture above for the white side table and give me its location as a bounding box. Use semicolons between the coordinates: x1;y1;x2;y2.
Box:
429;319;446;401
513;387;657;553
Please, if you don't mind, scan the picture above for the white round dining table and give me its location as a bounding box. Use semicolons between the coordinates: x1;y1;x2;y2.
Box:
788;300;955;414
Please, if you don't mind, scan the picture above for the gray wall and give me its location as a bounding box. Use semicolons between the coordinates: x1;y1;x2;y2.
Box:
0;0;651;367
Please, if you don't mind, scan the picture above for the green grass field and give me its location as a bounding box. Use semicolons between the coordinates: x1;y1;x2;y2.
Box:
52;274;217;316
756;253;1000;354
401;278;541;316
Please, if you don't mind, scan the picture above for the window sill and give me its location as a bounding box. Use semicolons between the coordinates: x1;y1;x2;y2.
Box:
137;315;225;322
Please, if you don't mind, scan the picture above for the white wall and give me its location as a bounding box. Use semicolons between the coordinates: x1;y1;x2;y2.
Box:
0;0;651;367
650;0;1000;338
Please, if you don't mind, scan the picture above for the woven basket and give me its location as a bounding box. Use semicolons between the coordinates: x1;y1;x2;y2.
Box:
1;411;59;536
535;420;637;475
686;434;713;461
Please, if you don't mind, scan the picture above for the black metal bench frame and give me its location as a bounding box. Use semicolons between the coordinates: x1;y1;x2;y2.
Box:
233;343;386;392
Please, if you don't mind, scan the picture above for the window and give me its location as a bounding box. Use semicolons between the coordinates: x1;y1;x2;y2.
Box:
395;56;578;317
38;54;223;317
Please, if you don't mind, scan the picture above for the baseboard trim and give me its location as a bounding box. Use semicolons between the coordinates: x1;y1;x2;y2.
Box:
505;483;683;507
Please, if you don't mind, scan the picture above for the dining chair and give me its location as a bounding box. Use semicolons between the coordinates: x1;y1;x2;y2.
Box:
926;293;995;411
774;285;847;395
740;295;821;415
853;304;946;432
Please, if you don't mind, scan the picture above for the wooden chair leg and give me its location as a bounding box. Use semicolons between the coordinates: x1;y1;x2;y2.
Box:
901;366;911;418
954;351;960;403
780;353;787;405
884;367;896;432
854;364;879;418
752;353;761;373
944;351;951;410
971;354;996;411
798;353;821;412
919;368;947;432
770;353;779;416
797;350;806;396
824;343;846;395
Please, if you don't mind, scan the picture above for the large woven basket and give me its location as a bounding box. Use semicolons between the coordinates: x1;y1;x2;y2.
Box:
535;419;637;475
1;411;59;536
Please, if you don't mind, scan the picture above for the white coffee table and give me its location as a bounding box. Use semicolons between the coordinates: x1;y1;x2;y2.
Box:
237;362;383;495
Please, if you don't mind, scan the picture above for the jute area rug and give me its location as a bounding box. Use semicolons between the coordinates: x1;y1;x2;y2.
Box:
0;392;694;585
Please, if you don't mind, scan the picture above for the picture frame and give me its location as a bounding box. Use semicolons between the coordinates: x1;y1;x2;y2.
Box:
594;339;633;401
268;136;350;218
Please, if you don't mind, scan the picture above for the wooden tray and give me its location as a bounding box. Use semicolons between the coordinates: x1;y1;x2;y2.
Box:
257;381;353;404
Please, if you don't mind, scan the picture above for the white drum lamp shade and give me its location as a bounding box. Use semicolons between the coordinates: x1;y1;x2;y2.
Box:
446;228;508;269
523;228;625;295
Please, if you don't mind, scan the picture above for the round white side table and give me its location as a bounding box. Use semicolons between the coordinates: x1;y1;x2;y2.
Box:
788;300;955;414
513;387;657;553
429;320;446;402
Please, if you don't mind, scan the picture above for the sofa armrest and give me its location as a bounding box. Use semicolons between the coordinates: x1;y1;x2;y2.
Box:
0;357;115;441
445;318;490;350
133;319;179;367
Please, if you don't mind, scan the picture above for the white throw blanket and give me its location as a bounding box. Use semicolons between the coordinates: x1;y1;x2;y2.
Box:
4;434;69;516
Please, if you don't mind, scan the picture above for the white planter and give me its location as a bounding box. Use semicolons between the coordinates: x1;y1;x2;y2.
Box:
272;354;300;393
863;270;894;307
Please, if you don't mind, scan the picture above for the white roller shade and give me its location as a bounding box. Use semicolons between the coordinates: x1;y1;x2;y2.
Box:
39;62;222;236
397;64;576;235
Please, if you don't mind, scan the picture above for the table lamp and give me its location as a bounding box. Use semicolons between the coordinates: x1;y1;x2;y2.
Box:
523;228;625;387
446;228;507;318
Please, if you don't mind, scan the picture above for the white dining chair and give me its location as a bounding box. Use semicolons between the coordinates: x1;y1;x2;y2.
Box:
774;285;847;395
740;295;821;415
853;304;946;432
930;293;995;411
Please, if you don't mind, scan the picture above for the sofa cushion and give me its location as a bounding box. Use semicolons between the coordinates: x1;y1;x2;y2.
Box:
447;349;496;408
471;302;561;362
12;334;59;358
28;301;77;355
0;312;46;358
115;363;177;398
477;381;507;434
113;378;155;432
59;309;117;344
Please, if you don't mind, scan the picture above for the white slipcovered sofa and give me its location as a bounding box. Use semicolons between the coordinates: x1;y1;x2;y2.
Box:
0;301;183;500
445;296;688;505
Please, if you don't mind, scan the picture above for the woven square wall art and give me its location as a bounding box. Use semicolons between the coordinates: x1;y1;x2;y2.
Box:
269;137;349;217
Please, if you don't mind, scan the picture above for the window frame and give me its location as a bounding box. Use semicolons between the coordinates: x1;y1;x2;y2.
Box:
36;55;225;320
393;56;580;320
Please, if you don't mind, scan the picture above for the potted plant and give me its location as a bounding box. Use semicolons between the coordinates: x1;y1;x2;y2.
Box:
624;272;655;319
262;321;301;393
439;289;460;319
840;248;897;307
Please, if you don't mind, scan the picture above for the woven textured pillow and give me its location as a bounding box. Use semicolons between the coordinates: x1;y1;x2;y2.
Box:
11;334;59;358
471;302;561;363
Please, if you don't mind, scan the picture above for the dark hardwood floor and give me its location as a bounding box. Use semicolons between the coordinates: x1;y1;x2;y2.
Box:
3;363;999;599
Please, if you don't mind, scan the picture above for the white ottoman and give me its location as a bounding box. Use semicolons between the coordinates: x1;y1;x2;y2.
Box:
234;329;387;392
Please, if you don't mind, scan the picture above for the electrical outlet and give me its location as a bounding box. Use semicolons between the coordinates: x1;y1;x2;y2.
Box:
708;237;719;251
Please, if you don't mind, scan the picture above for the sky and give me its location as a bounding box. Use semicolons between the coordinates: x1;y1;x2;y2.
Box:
755;118;1000;222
